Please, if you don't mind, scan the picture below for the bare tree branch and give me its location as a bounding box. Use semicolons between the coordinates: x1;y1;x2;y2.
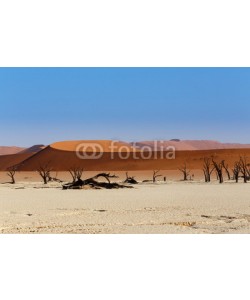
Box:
153;170;162;183
178;163;190;181
37;162;53;184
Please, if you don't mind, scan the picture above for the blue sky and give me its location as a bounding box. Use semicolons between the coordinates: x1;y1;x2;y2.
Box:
0;68;249;146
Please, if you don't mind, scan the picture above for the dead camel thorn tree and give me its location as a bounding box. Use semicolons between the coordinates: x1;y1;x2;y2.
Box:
178;163;190;181
202;157;214;183
239;156;249;183
69;167;84;183
221;160;231;180
232;161;241;183
7;167;17;184
37;162;53;184
153;170;162;183
124;172;138;184
62;173;129;190
212;159;224;184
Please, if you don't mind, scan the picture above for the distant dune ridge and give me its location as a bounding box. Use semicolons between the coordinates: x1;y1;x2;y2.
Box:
0;146;26;156
0;139;250;171
133;140;250;151
18;145;45;154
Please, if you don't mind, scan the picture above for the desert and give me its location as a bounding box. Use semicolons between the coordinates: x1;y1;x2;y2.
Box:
1;139;250;234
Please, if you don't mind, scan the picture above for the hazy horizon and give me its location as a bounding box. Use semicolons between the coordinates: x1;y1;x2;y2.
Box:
1;68;250;147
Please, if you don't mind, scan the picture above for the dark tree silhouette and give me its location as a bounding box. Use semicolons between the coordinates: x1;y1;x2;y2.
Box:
239;156;249;183
202;157;214;182
37;162;53;184
153;170;162;183
212;160;224;184
232;161;241;183
124;172;138;184
221;160;231;180
178;163;190;181
69;167;84;183
62;173;128;190
7;167;16;184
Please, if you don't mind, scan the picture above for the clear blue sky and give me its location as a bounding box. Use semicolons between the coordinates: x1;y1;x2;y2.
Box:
0;68;249;146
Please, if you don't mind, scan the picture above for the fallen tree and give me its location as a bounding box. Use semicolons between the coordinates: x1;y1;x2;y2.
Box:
124;172;138;184
63;173;133;190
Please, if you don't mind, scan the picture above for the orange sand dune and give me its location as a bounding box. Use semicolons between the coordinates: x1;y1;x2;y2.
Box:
11;140;250;172
0;146;26;156
51;140;140;152
0;145;44;170
0;153;34;170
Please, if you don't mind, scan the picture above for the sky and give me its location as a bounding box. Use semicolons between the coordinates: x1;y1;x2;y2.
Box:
0;67;249;147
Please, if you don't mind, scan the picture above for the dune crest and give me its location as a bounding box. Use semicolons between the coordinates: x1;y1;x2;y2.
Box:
51;140;140;152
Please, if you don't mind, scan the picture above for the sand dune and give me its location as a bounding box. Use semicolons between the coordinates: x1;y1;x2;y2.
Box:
0;146;26;156
0;145;44;170
51;140;140;152
133;141;197;151
1;140;250;172
0;153;34;170
19;144;45;154
13;142;250;172
135;140;250;150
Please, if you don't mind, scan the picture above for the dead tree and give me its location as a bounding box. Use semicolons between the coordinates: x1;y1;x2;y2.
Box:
48;172;63;183
62;173;130;190
124;172;138;184
37;162;53;184
232;161;241;183
69;167;84;183
178;163;190;181
153;170;162;183
239;157;249;183
212;160;224;184
221;160;231;180
7;167;17;184
202;157;214;182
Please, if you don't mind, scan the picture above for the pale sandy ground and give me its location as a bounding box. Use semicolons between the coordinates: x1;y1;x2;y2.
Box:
1;178;250;234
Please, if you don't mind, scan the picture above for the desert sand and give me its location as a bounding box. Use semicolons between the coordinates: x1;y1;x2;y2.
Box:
1;174;250;234
1;140;250;234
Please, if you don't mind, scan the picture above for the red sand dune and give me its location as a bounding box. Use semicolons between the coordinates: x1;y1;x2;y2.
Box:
8;140;250;172
51;140;139;152
0;144;45;170
0;146;26;156
0;153;34;170
135;140;250;151
1;140;250;172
